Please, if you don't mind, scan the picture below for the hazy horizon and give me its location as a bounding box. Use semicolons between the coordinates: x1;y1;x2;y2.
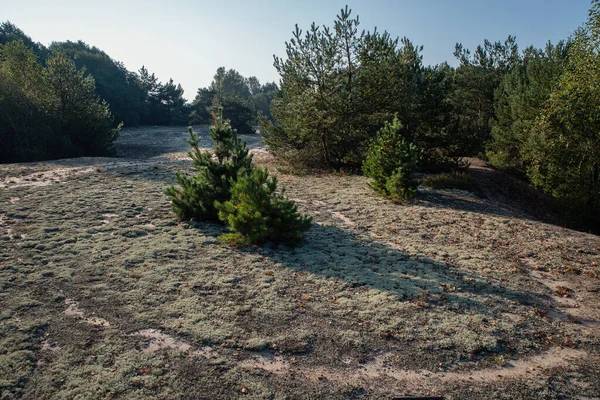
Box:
1;0;592;99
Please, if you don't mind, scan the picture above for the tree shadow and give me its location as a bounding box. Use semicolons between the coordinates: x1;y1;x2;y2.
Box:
414;189;532;221
97;161;191;188
114;125;194;159
468;163;563;224
239;222;552;318
412;160;575;231
418;162;581;231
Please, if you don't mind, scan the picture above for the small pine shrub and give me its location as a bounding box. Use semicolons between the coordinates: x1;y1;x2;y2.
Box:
215;167;312;246
166;107;311;246
164;108;253;221
362;117;420;202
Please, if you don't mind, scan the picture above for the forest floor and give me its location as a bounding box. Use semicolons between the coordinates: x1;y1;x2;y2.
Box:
1;125;599;399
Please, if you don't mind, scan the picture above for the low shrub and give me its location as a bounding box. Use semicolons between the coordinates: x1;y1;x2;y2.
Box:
216;167;312;246
420;172;478;192
362;117;420;202
165;108;311;246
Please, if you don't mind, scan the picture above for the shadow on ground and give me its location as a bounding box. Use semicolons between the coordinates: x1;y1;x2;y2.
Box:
418;164;600;235
236;222;551;322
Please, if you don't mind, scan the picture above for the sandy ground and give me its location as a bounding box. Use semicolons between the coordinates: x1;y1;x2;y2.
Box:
1;125;599;399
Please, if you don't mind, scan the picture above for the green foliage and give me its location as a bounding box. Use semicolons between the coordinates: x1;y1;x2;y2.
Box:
155;78;187;125
46;53;120;156
262;7;465;171
450;36;520;155
526;4;600;224
50;41;146;126
2;22;188;128
133;66;187;126
0;40;52;161
191;67;254;130
487;42;570;173
49;41;187;127
478;1;600;228
0;40;119;163
215;167;312;246
190;67;276;133
164;110;253;221
252;81;278;121
412;63;468;171
420;172;478;192
220;96;255;135
362;117;419;202
0;21;48;62
166;109;311;245
262;7;402;169
210;107;240;162
189;87;215;124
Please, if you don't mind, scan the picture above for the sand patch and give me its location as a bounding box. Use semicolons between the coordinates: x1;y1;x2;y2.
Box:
64;298;110;327
131;329;222;361
128;329;587;387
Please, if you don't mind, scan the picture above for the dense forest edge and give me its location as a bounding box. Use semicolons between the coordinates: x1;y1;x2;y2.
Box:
0;21;276;162
1;1;599;232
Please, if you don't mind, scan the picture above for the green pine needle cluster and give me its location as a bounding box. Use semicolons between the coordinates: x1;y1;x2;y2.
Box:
362;117;420;202
216;167;312;246
165;108;311;246
164;109;252;221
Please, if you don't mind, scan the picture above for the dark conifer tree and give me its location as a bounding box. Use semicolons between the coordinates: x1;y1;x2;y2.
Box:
164;108;252;221
165;108;311;246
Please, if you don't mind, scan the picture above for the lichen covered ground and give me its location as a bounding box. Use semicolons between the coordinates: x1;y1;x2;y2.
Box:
1;126;599;399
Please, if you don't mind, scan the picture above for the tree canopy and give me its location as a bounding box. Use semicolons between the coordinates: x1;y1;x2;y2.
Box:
2;3;600;229
190;67;278;134
0;40;119;162
261;7;464;170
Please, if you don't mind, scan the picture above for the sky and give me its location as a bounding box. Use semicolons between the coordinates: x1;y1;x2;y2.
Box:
1;0;592;100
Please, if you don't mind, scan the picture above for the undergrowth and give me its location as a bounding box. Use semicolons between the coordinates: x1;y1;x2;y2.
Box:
420;171;479;192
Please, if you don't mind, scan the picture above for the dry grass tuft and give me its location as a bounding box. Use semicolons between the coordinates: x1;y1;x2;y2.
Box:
420;171;479;192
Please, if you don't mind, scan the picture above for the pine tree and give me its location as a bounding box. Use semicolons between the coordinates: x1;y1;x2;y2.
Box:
164;108;253;221
486;42;570;173
215;167;312;246
165;107;312;245
260;7;406;169
450;36;520;155
362;117;420;202
46;53;119;156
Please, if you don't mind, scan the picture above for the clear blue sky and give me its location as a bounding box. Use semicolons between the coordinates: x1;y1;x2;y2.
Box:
1;0;592;100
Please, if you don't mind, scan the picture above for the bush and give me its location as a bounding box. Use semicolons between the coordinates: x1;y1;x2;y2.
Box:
165;108;311;246
164;109;253;221
362;117;420;202
420;172;478;192
216;167;312;246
